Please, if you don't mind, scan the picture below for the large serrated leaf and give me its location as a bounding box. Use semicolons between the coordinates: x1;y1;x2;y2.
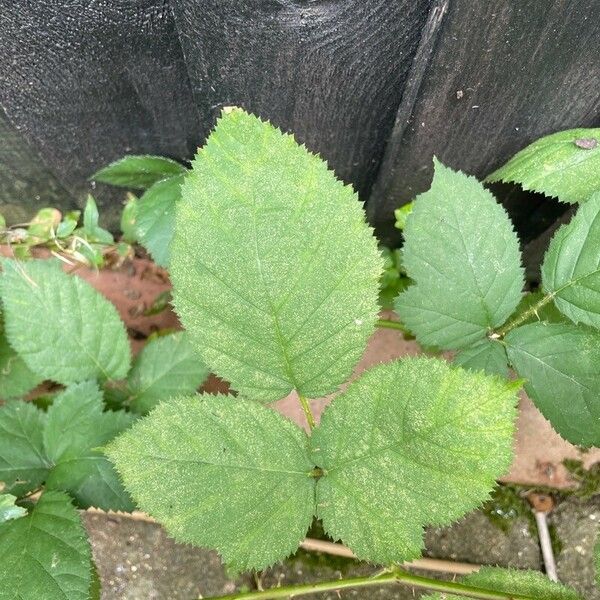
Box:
0;491;92;600
486;127;600;204
0;321;43;400
92;155;187;189
43;381;135;510
310;357;518;564
0;401;48;495
541;193;600;328
107;394;315;572
135;174;184;267
395;160;524;350
127;331;209;414
505;322;600;446
422;566;582;599
0;259;130;384
170;108;382;402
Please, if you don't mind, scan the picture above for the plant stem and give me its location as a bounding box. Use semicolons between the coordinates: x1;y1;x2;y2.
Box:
495;293;553;338
207;568;536;600
375;318;409;334
297;393;316;430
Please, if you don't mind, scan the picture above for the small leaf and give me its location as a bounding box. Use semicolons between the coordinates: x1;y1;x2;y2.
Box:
0;493;26;522
0;491;92;600
56;216;78;238
505;322;600;446
28;207;61;242
486;127;600;203
92;155;187;189
541;193;600;328
143;290;171;316
0;213;5;229
454;338;509;378
0;322;43;399
395;160;524;350
310;356;518;563
43;382;135;510
127;332;210;414
120;192;138;243
135;174;184;267
422;566;582;599
0;259;131;384
171;108;382;402
80;195;113;244
107;394;315;572
0;401;48;495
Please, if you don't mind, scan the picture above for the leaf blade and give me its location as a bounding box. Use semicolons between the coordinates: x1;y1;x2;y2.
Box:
0;259;131;384
505;322;600;446
91;155;186;189
486;127;600;204
107;394;315;571
311;357;518;563
395;160;524;349
171;108;382;402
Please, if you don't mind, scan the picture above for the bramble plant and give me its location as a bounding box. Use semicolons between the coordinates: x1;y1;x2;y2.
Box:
1;112;598;599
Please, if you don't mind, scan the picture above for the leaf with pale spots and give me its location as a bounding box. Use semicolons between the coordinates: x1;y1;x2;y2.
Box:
310;356;518;564
170;108;382;402
107;394;315;572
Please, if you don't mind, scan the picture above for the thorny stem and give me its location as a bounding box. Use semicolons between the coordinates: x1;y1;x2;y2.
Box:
297;393;316;430
375;318;409;334
494;293;553;339
207;567;536;600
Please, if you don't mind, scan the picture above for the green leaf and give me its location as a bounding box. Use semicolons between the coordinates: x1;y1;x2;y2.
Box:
0;213;5;229
0;491;92;600
120;193;138;243
541;193;600;328
0;323;43;399
422;566;582;599
27;207;61;243
0;259;131;384
171;108;382;402
310;356;518;564
454;338;509;378
395;160;524;350
92;155;187;189
107;394;315;572
505;322;600;446
43;381;135;510
486;127;600;204
56;215;78;238
595;532;600;588
0;401;48;495
127;332;209;414
0;493;26;522
135;174;184;267
81;195;113;244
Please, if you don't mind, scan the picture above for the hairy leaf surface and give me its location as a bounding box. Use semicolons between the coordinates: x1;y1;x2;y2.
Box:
44;382;135;510
0;322;43;399
422;566;582;599
541;194;600;328
135;174;184;267
486;127;600;204
311;357;518;564
171;108;382;402
108;394;315;572
396;160;524;349
0;491;92;600
92;155;186;189
0;401;48;495
0;259;130;384
454;339;509;378
506;322;600;446
127;332;209;414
